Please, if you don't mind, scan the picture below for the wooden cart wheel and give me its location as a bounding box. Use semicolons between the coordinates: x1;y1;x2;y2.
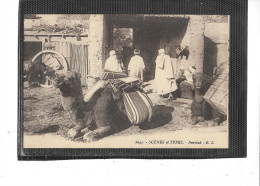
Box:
31;50;68;88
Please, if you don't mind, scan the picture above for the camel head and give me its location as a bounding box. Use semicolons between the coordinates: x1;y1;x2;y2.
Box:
53;71;82;97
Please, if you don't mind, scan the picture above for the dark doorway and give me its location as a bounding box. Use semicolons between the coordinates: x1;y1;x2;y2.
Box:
107;15;189;80
23;42;42;61
203;37;218;77
133;19;189;80
112;28;133;69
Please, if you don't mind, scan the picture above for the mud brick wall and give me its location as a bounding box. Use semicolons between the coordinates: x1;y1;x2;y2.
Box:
88;14;106;77
204;21;229;76
181;15;229;76
184;15;205;73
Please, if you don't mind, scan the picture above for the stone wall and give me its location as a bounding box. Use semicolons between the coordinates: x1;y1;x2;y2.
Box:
181;15;205;73
181;15;229;76
87;14;229;79
204;22;229;76
88;15;106;79
103;17;109;65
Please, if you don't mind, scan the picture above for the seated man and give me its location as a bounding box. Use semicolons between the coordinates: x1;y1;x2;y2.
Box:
104;50;124;72
177;66;196;99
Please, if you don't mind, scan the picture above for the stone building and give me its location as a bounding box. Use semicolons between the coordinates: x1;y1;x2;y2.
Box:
24;14;229;86
88;14;229;80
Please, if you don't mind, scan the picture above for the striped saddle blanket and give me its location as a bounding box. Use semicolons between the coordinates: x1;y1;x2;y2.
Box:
109;77;142;93
100;71;127;80
123;90;153;126
85;75;153;126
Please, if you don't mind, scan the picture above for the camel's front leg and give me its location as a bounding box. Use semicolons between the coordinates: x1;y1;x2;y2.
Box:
67;109;95;139
83;126;113;142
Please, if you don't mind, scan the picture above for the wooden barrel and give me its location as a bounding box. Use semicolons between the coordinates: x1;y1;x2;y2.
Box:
204;70;228;115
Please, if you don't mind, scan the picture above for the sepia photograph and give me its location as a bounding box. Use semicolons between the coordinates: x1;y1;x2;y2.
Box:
22;14;229;148
0;0;255;185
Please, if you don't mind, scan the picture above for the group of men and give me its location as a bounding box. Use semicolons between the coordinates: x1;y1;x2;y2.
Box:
104;48;195;98
104;49;146;81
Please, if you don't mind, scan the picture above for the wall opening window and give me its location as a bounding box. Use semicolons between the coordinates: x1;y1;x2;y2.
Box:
112;28;133;68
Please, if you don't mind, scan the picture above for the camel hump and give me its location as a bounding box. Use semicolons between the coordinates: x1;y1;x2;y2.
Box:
84;80;108;102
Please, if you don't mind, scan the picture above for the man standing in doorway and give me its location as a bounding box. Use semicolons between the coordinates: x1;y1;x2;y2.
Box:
128;49;146;81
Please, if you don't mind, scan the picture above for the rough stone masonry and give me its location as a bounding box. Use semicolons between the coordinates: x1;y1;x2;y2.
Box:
88;14;105;83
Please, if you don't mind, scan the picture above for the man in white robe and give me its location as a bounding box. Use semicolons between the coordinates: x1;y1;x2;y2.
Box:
128;49;145;81
154;49;177;97
104;50;123;72
179;65;196;84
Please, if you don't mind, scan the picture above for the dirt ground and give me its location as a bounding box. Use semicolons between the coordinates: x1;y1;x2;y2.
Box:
23;80;227;147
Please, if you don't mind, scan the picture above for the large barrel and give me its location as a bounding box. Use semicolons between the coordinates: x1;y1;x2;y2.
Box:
204;70;228;115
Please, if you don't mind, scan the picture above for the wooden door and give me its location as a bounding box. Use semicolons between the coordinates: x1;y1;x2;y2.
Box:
70;44;88;86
